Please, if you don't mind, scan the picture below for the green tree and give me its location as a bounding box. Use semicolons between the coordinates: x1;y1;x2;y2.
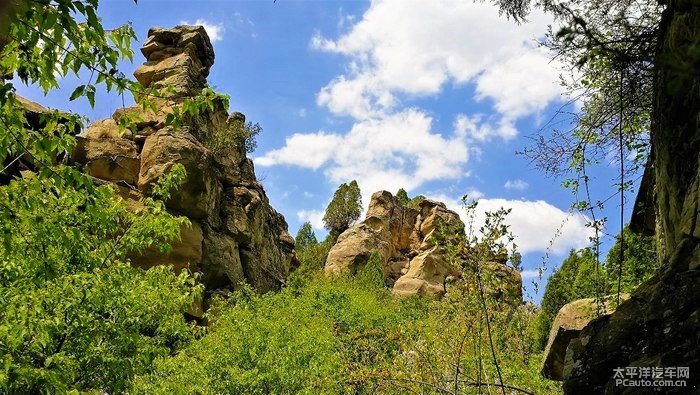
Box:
0;1;225;392
396;188;410;205
295;221;318;250
604;226;658;295
323;180;362;239
535;248;602;350
205;115;262;155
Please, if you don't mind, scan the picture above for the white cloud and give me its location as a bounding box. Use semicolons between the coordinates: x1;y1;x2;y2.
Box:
454;114;518;142
298;108;307;118
504;179;529;191
181;19;224;42
431;194;592;255
257;109;470;207
297;209;325;230
261;1;568;217
311;0;564;122
256;131;342;169
303;191;314;198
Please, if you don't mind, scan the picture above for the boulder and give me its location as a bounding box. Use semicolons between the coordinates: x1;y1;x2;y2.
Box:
418;199;464;238
393;247;460;297
201;231;245;290
83;118;132;140
134;25;214;97
325;223;390;275
366;191;421;254
130;220;205;272
541;295;626;381
112;103;172;133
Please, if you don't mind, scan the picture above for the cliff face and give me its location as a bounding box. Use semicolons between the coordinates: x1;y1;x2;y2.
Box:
561;3;700;393
325;191;522;302
71;25;297;295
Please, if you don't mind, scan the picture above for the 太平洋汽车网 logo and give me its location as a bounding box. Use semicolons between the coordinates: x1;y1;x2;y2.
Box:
613;366;689;388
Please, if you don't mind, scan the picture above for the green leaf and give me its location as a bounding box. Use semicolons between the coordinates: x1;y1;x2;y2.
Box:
69;85;85;101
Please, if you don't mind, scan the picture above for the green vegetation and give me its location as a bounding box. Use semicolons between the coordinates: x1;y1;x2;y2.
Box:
322;180;362;240
0;1;220;392
395;188;410;205
135;210;560;394
295;221;318;250
533;227;658;350
0;0;670;393
133;270;426;394
206;118;262;155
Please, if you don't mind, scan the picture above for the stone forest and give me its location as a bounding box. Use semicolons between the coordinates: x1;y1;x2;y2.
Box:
0;0;698;394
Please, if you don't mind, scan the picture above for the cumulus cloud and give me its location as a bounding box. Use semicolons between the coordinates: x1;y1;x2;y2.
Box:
260;1;568;219
311;0;563;121
431;194;592;255
257;109;470;206
504;179;529;191
181;18;225;42
296;209;325;231
454;114;518;142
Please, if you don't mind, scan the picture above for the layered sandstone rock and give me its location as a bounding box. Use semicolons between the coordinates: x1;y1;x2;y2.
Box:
325;191;522;300
70;25;296;293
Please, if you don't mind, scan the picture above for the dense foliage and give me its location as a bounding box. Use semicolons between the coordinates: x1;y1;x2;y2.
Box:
0;1;221;392
322;180;362;240
295;221;318;250
133;266;429;394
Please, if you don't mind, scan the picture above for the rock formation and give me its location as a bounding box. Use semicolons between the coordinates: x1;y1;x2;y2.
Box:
541;296;626;381
70;25;297;295
561;3;700;392
325;191;522;300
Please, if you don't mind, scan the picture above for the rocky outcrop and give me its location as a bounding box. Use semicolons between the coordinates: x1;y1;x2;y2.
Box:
70;25;296;294
541;296;626;381
562;4;700;392
562;242;700;393
1;96;80;184
325;191;522;300
135;25;215;98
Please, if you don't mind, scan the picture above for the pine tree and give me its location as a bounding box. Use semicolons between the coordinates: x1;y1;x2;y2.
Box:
323;180;362;239
295;222;318;250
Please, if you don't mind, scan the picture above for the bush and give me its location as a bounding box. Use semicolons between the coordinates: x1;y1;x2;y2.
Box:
0;166;200;393
535;227;658;351
133;276;429;394
205;118;262;155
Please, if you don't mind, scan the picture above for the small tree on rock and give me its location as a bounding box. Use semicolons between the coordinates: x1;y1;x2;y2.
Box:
396;188;410;205
323;181;362;240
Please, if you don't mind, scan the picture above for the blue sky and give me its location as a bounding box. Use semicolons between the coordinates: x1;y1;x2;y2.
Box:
15;0;636;301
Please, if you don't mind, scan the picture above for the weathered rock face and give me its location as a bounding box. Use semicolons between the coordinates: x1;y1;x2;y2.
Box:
564;5;700;394
562;3;700;393
325;191;522;300
562;242;700;393
541;296;626;381
70;25;296;293
135;25;214;98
